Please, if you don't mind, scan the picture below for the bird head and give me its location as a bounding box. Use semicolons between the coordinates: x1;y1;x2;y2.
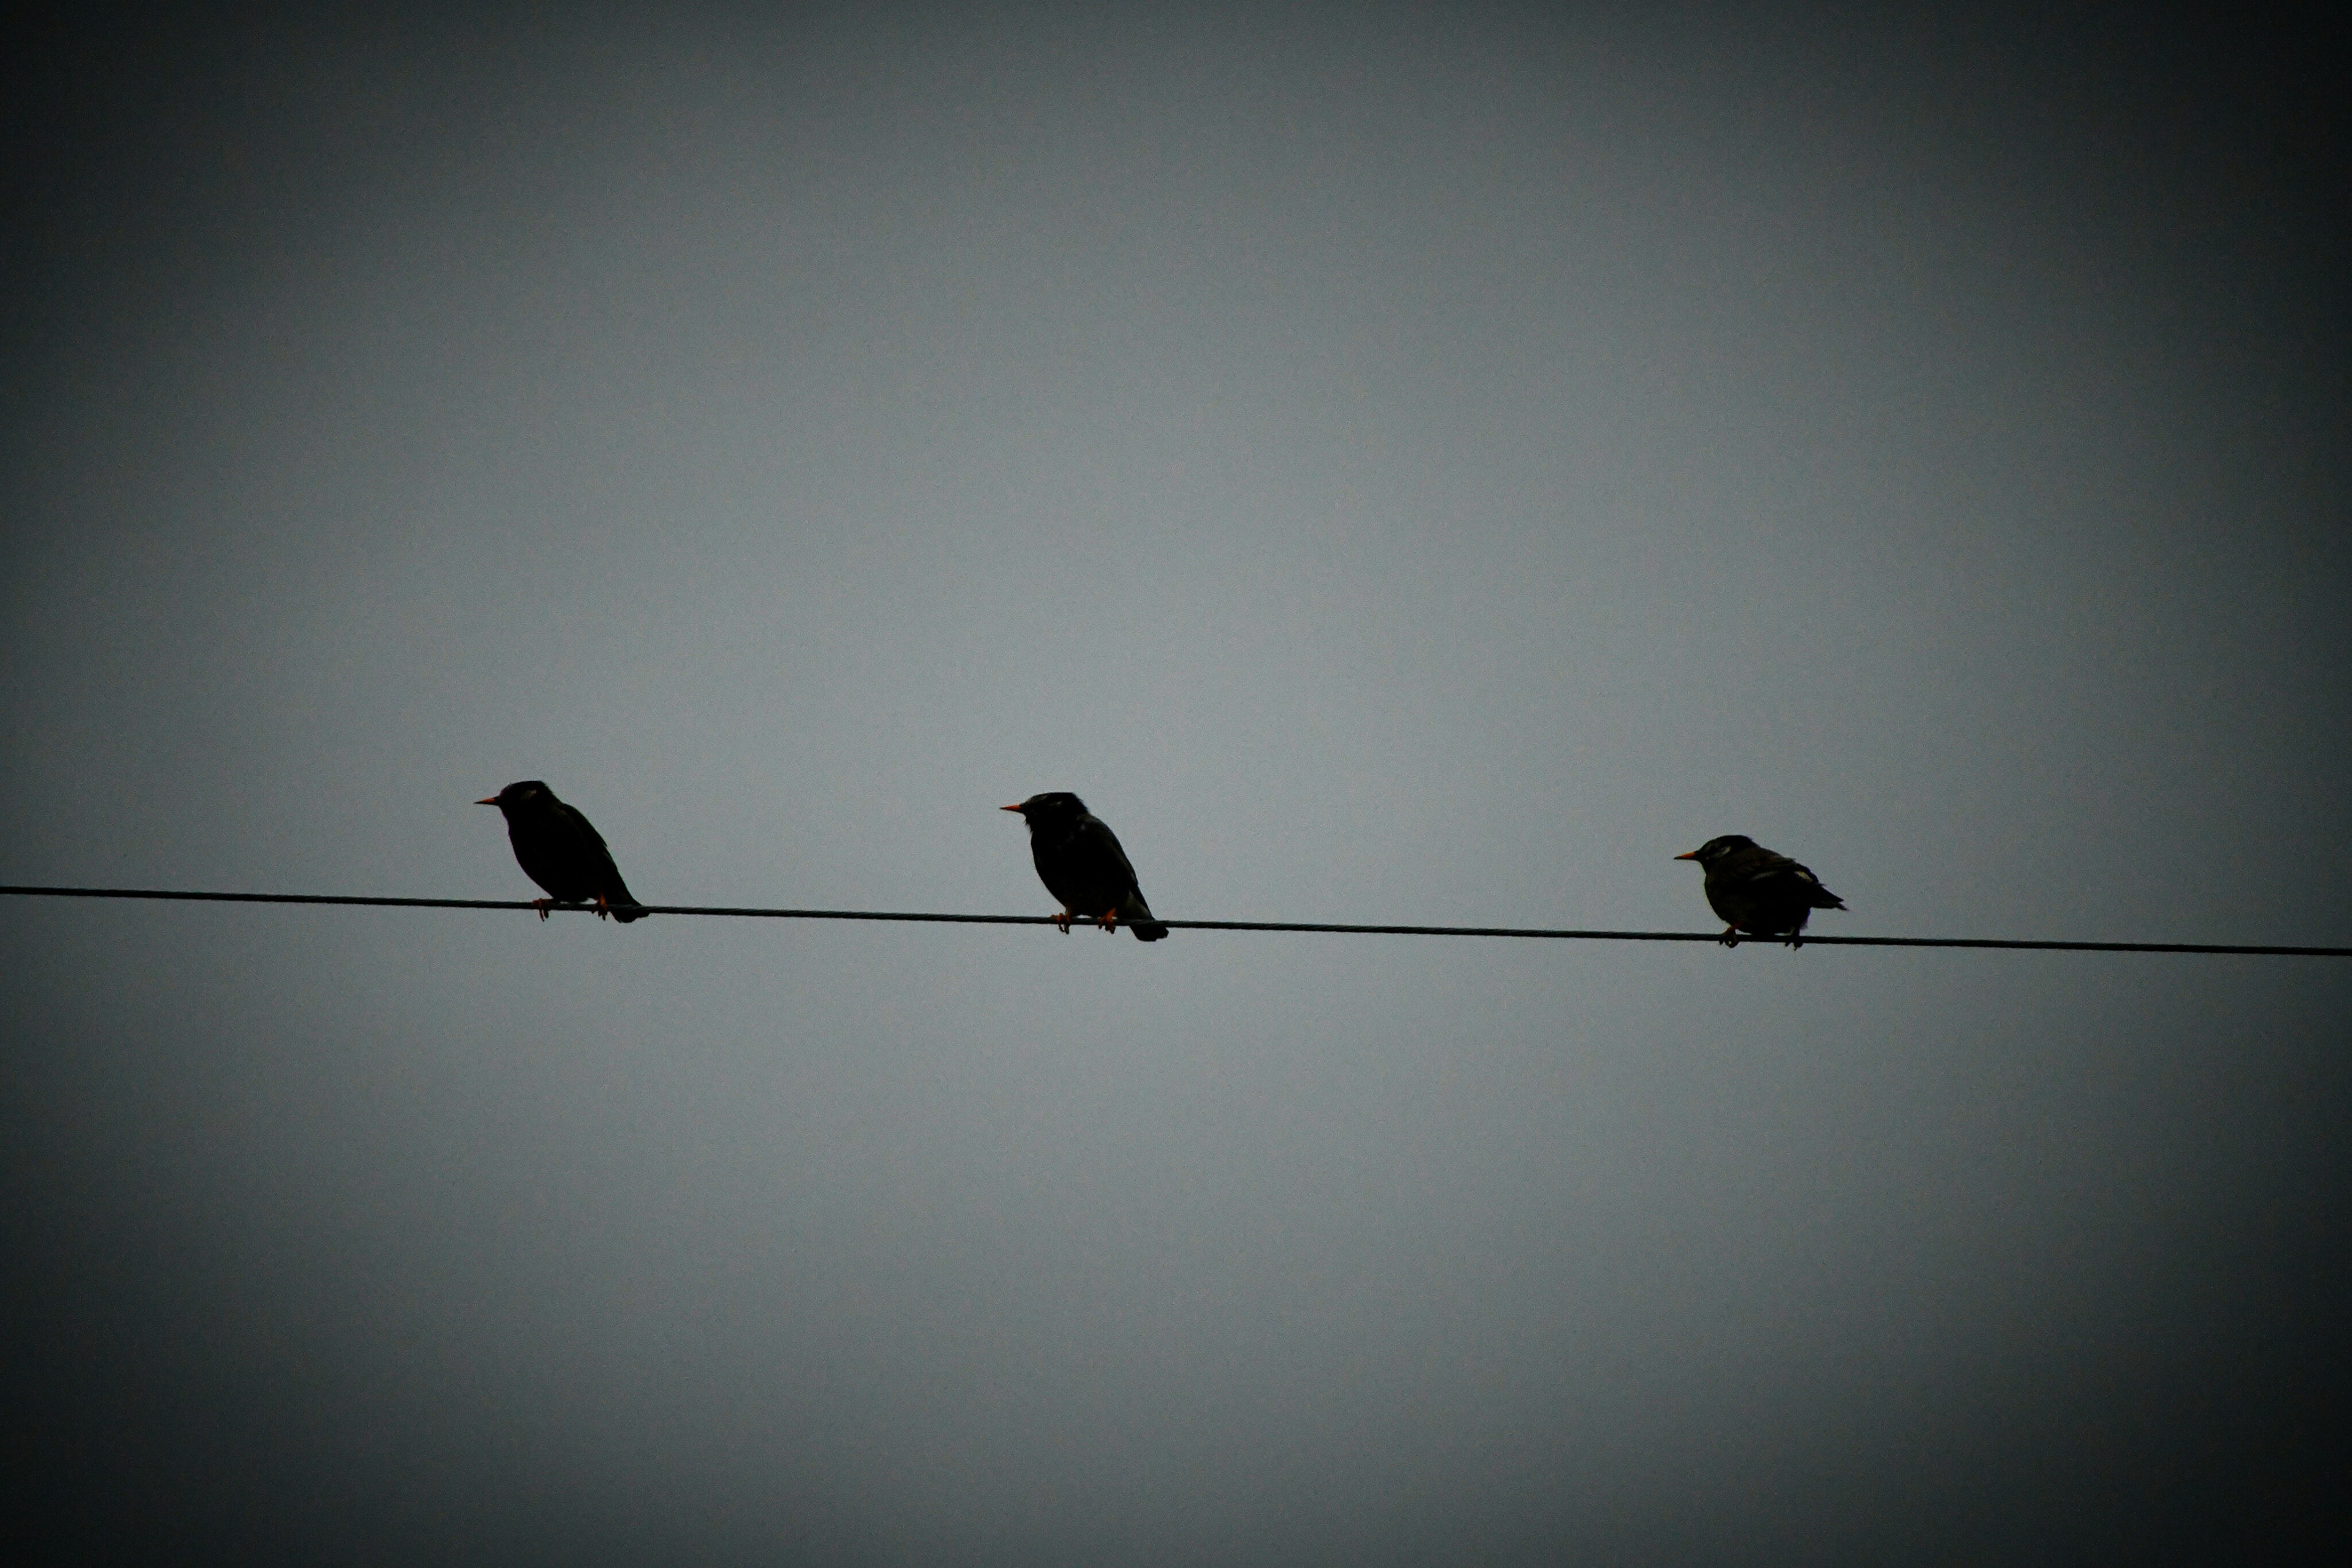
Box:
477;780;554;812
1001;791;1087;824
1675;834;1756;867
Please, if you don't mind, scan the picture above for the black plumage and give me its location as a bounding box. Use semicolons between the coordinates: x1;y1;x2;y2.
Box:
477;780;646;922
1001;791;1167;941
1675;834;1844;947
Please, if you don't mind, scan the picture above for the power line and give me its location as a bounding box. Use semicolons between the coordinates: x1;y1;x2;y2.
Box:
4;884;2347;957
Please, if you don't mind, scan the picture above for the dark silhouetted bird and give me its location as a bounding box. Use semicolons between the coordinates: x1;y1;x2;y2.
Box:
1001;792;1167;941
1675;834;1844;947
477;780;646;922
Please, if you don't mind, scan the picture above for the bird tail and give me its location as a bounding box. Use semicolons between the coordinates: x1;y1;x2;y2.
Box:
1122;895;1169;941
608;877;648;923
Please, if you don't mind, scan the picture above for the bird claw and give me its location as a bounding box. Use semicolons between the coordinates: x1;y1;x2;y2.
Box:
594;895;611;921
535;898;554;921
1719;925;1741;948
1098;910;1118;933
1055;910;1073;933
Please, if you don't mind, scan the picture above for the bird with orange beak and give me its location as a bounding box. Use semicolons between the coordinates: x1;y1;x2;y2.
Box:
1001;792;1167;941
1675;834;1844;948
477;780;645;922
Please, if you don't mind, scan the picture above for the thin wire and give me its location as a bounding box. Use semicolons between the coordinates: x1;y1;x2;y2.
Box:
4;884;2348;957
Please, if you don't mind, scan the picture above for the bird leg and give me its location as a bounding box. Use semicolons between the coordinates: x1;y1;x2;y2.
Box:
1055;909;1074;933
535;898;554;921
1098;908;1118;933
594;895;612;921
1719;925;1741;948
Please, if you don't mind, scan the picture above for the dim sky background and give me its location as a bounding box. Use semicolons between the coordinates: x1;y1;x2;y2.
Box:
5;4;2347;1563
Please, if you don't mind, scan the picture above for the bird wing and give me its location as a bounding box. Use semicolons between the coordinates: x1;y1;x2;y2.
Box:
554;801;613;856
1726;848;1844;908
1077;815;1168;938
557;801;644;909
1075;813;1145;899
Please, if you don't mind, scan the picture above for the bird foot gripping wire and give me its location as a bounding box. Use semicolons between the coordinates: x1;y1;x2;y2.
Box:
534;898;555;921
1054;909;1074;933
1718;925;1808;949
594;895;612;921
1098;909;1118;934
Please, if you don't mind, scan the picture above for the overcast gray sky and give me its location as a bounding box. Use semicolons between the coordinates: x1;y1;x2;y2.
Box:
6;5;2348;1563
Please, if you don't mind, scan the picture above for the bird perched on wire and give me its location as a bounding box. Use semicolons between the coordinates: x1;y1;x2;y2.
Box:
1675;834;1844;948
477;780;646;922
1001;792;1168;941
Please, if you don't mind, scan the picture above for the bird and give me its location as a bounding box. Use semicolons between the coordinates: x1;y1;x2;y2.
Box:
477;780;646;922
1675;834;1844;948
1001;792;1168;941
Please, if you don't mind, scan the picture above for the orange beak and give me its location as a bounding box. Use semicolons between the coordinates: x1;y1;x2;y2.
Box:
1673;850;1698;860
1000;804;1025;814
476;796;500;806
